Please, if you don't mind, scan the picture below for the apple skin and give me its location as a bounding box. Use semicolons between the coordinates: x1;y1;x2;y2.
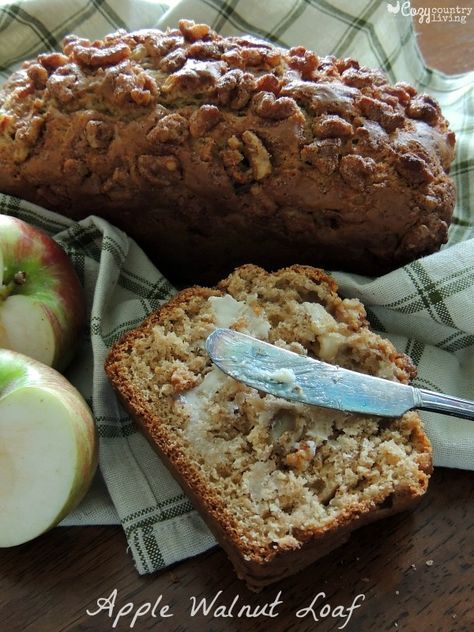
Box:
0;214;86;371
0;349;98;547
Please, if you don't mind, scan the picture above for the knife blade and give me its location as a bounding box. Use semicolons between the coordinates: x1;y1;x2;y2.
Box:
205;328;474;420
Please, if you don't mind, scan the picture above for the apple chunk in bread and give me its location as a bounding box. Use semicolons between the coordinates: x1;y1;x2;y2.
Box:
0;349;98;547
0;214;85;371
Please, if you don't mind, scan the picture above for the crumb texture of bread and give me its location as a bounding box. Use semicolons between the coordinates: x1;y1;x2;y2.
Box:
105;265;432;588
0;21;456;281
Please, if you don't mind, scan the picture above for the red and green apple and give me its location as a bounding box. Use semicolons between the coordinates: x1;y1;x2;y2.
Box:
0;214;86;371
0;349;98;547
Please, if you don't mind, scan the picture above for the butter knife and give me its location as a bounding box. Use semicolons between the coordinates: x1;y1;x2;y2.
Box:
205;328;474;420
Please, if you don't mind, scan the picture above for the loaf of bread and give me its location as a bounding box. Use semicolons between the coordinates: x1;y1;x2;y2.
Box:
0;21;455;281
105;264;432;590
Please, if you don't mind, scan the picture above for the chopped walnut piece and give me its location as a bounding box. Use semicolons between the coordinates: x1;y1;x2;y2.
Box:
14;116;44;147
342;66;386;88
252;91;298;120
301;138;342;174
85;120;114;149
26;64;49;89
406;94;440;126
70;41;131;67
38;52;69;71
216;69;256;109
396;153;434;184
147;113;189;144
137;33;175;58
335;57;360;73
162;59;226;95
221;147;253;184
0;114;15;135
358;95;405;133
46;67;79;104
288;47;319;79
339;154;376;190
102;61;157;106
255;73;281;94
187;41;222;60
189;105;221;137
159;49;187;72
178;19;211;42
313;114;354;139
242;130;272;181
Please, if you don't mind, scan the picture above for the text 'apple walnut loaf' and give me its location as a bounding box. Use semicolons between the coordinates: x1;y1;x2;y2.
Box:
105;265;432;590
0;20;455;282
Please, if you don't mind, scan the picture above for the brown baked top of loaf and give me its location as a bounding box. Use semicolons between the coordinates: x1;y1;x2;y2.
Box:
105;265;432;587
0;20;456;279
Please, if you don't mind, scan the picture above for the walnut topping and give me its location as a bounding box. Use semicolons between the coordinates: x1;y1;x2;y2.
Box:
301;138;342;174
396;153;434;184
342;66;386;88
252;91;299;120
26;64;49;89
162;59;226;95
242;130;272;180
406;94;441;126
335;57;360;73
339;153;376;190
288;46;319;79
255;73;281;94
137;154;182;185
101;61;157;106
16;116;43;145
135;33;175;58
85;120;113;149
187;41;222;60
46;66;79;104
178;19;211;42
38;52;69;71
67;37;131;67
216;69;256;109
159;49;187;73
147;113;189;144
383;83;414;107
222;44;281;70
280;80;357;117
313;114;353;139
0;114;15;135
189;105;221;137
221;147;252;184
358;95;405;133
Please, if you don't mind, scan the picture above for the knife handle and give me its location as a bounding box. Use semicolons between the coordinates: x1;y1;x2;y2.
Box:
417;388;474;420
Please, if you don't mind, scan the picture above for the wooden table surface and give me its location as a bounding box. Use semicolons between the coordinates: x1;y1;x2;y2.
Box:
1;6;473;632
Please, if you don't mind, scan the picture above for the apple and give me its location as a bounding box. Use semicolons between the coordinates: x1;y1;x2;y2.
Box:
0;349;98;547
0;214;86;371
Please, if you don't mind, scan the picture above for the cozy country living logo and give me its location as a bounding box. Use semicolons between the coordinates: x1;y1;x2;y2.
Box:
386;2;472;23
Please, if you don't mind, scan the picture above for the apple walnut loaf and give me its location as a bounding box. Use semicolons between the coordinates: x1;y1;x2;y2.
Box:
105;265;432;590
0;20;455;281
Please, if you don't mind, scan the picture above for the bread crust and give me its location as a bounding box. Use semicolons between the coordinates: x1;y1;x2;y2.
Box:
105;265;432;590
0;22;455;281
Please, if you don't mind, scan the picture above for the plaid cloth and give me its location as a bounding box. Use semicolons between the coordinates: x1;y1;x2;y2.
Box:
0;0;473;575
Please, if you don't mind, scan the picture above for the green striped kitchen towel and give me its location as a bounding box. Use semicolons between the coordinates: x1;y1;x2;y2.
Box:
0;0;472;575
